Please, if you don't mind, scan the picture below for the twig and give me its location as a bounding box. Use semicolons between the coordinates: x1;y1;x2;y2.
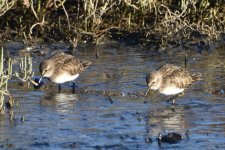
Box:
30;0;39;20
61;2;71;31
29;14;46;35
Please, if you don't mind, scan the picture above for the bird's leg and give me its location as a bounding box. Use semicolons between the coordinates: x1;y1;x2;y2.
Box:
172;98;176;105
170;104;176;112
167;92;185;104
185;130;189;139
58;84;61;93
166;95;177;103
72;82;75;94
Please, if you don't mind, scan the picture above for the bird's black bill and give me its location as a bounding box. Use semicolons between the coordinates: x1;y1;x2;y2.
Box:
38;77;43;84
145;88;150;96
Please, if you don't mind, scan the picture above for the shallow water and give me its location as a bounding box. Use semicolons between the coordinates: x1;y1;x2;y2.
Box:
0;41;225;149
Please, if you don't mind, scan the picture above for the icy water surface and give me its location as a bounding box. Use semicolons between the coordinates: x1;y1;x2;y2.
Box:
0;42;225;149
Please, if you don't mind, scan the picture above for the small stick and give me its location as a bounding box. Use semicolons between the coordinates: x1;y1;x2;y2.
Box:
29;79;39;86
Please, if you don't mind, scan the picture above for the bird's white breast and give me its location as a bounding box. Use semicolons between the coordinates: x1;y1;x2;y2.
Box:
51;73;79;84
160;86;184;95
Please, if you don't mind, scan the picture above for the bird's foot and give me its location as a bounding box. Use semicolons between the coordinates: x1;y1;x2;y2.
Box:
178;92;185;97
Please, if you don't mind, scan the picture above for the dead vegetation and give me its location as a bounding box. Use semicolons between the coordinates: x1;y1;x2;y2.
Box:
0;0;224;48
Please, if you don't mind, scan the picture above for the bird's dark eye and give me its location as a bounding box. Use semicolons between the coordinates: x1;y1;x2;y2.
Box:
42;69;47;74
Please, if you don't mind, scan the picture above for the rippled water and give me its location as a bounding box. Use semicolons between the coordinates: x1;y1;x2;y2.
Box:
0;41;225;149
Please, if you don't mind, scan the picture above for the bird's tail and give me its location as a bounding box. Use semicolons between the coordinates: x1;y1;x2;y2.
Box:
191;72;203;82
81;60;92;69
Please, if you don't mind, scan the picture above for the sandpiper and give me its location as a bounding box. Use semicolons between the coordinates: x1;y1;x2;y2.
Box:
39;52;92;93
145;64;202;103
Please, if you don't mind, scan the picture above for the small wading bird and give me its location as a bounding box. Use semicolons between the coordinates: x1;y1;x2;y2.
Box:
39;52;92;93
145;64;202;104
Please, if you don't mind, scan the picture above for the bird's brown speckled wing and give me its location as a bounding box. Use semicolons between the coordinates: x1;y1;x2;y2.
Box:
59;54;91;75
49;53;71;64
159;64;182;77
47;53;91;75
160;64;193;89
61;56;85;75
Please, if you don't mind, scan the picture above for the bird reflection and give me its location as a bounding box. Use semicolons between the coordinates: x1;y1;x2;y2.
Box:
40;92;79;113
145;106;189;138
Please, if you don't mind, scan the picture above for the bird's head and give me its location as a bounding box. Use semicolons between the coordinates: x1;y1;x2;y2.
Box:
39;61;54;78
146;72;162;90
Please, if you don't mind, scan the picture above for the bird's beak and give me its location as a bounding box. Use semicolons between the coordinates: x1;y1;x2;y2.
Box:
39;70;46;84
145;82;152;96
38;76;43;84
145;88;150;96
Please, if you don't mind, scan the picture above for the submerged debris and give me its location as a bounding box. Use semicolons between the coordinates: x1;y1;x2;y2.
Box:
20;116;25;122
145;137;153;143
157;131;189;145
32;77;44;89
107;96;113;104
209;89;225;95
5;95;14;109
158;132;182;144
34;84;147;98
